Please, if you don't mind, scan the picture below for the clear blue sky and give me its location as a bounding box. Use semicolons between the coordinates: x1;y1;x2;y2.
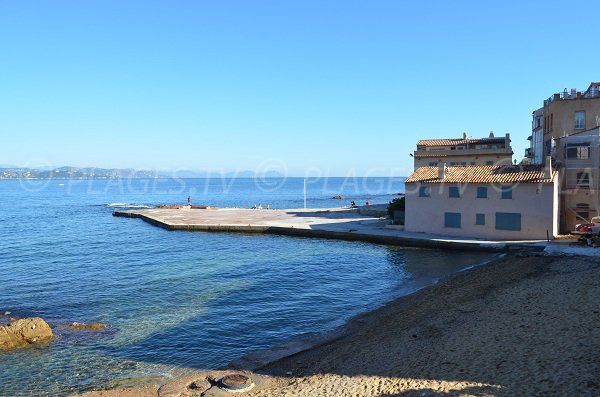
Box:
1;0;598;176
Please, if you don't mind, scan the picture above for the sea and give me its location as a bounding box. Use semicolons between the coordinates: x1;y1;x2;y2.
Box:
0;177;493;396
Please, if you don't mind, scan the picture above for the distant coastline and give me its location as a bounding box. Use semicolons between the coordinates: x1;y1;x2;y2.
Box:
0;166;287;180
0;167;404;180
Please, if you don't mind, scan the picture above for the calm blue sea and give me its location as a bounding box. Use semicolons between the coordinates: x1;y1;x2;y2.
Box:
0;178;492;396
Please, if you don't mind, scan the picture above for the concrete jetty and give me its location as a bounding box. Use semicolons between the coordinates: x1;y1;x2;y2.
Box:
113;207;547;252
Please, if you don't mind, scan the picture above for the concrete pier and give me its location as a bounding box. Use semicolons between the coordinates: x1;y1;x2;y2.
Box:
113;207;547;252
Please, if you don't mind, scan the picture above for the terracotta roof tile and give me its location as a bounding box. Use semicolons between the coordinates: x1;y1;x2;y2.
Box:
417;137;506;147
405;165;556;184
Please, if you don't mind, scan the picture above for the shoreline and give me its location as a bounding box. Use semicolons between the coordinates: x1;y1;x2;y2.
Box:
73;251;600;396
229;252;506;372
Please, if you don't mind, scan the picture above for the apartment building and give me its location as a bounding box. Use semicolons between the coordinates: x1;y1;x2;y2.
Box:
553;127;600;231
527;82;600;162
525;82;600;232
413;132;513;170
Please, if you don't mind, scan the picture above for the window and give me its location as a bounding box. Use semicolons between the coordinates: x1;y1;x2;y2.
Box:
485;161;494;165
475;213;485;225
496;212;521;231
576;203;591;222
575;111;586;129
566;144;590;160
470;161;476;165
460;162;467;166
477;187;488;198
428;162;438;166
450;162;456;166
449;186;460;198
444;212;461;228
419;186;430;197
501;186;513;199
577;172;590;187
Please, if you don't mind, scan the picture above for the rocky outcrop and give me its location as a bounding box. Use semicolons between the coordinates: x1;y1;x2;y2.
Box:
66;322;107;331
0;317;53;350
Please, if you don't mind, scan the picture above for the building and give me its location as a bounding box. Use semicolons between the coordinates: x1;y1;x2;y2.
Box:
526;82;600;232
527;107;545;165
404;160;559;240
530;82;600;161
413;132;513;170
552;127;600;231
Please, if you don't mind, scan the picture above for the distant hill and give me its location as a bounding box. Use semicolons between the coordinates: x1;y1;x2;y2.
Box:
0;167;286;179
0;167;163;179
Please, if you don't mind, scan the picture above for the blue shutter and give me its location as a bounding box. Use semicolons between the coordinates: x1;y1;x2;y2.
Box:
449;186;460;198
477;187;487;198
495;213;521;231
501;186;513;199
476;213;485;225
419;186;430;197
444;212;461;228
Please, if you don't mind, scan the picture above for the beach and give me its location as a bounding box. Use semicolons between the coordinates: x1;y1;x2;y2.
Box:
74;253;600;396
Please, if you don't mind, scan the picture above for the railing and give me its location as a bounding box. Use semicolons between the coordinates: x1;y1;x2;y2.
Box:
544;88;600;105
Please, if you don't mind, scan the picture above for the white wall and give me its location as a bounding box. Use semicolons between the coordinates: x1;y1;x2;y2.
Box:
405;182;557;240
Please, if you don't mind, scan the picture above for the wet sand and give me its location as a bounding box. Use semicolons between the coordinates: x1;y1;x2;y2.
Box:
75;254;600;397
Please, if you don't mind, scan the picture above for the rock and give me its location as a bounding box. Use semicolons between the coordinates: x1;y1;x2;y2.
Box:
332;195;344;199
68;322;108;331
0;317;53;350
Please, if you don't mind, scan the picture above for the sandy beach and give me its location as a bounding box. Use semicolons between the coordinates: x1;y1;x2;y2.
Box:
75;254;600;397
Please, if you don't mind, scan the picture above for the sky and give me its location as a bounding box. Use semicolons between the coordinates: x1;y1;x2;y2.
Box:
1;0;599;176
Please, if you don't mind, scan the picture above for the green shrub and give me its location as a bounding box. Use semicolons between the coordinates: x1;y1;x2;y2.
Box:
387;196;405;217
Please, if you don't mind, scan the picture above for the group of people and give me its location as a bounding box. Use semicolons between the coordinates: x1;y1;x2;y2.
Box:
251;203;270;210
350;200;371;208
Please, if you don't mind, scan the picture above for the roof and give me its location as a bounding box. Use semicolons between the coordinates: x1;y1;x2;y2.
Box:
413;150;513;158
417;137;506;147
585;82;600;94
405;165;557;184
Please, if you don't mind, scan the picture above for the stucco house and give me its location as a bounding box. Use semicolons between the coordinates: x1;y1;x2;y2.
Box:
404;159;559;240
413;132;513;169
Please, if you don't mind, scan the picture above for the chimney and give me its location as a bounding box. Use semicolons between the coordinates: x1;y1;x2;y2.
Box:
489;131;494;138
543;156;552;180
438;163;446;179
505;132;510;146
463;132;468;140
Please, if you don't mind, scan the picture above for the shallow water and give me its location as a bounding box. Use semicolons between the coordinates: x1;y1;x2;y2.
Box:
0;178;493;396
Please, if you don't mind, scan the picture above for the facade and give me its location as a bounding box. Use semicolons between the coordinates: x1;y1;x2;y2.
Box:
553;127;600;231
405;162;559;240
527;82;600;232
413;132;513;170
527;108;544;164
535;82;600;160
